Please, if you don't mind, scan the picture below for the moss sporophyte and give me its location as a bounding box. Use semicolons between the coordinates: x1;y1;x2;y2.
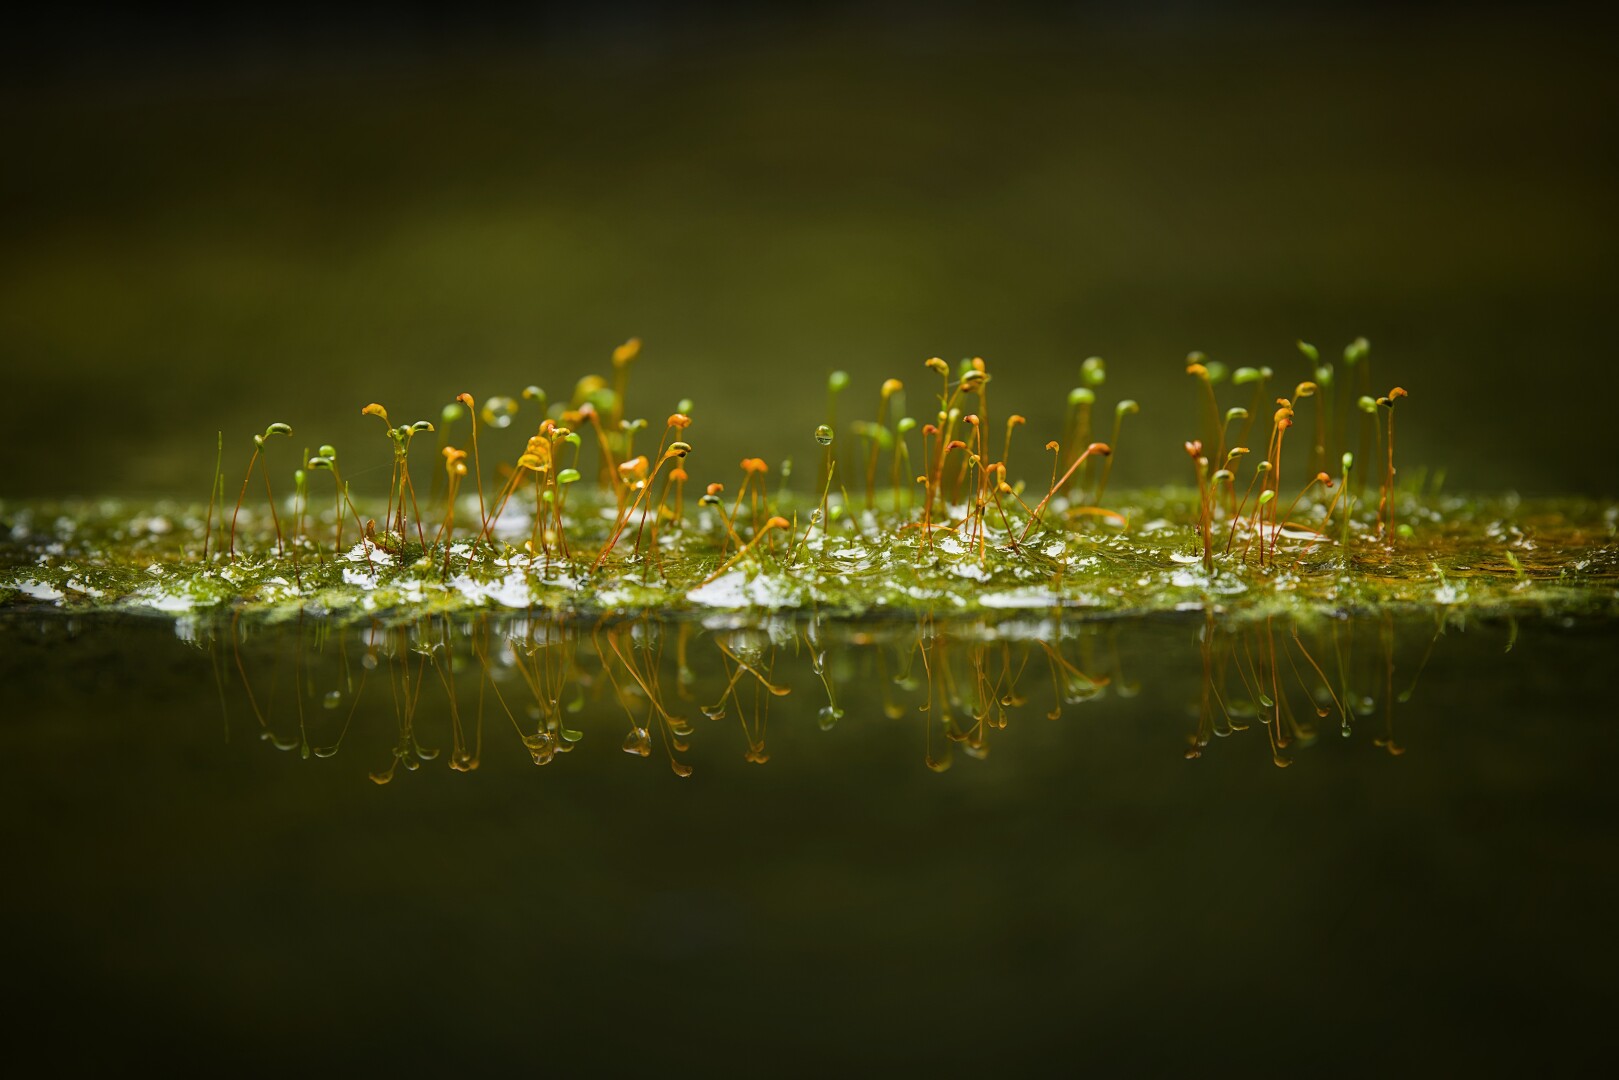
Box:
2;337;1616;623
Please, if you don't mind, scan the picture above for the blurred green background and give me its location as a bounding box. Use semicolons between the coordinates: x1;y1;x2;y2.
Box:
4;10;1618;1068
3;5;1615;498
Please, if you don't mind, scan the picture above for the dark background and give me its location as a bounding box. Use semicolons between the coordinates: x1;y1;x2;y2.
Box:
4;9;1618;1070
3;611;1614;1069
3;1;1615;498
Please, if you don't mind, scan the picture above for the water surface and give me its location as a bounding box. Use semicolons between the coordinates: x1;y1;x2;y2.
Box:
3;609;1613;1068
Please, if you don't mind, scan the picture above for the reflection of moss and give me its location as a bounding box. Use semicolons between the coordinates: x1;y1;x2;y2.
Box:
3;491;1614;626
193;608;1468;779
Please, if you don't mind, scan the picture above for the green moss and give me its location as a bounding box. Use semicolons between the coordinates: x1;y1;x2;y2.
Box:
3;490;1614;627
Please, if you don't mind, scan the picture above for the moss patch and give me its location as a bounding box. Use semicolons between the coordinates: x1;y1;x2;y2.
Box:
3;490;1614;627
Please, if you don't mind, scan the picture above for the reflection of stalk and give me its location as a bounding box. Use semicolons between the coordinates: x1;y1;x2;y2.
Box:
803;627;843;726
202;607;1471;779
1193;610;1215;756
1374;611;1404;756
1266;618;1286;766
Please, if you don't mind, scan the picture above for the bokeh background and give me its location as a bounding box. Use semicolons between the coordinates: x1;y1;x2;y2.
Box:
6;8;1619;1070
4;2;1615;499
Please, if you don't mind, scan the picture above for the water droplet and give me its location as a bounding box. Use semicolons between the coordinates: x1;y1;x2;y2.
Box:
814;425;834;446
523;731;557;765
622;727;651;757
322;690;342;709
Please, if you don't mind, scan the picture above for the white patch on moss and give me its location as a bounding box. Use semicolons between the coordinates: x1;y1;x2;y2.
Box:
949;560;992;581
16;579;63;601
131;587;195;613
686;569;800;609
979;587;1061;609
